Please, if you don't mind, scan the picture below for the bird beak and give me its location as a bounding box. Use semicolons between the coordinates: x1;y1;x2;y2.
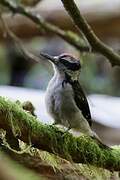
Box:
40;52;58;64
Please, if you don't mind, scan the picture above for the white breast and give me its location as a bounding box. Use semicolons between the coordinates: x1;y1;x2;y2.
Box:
45;73;74;126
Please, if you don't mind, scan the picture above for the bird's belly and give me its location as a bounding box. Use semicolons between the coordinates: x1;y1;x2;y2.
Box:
45;82;77;127
45;78;93;135
45;84;63;124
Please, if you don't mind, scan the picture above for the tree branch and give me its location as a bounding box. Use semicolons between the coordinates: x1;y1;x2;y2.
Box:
1;135;117;180
0;96;120;171
1;0;120;66
21;0;43;7
0;14;41;63
1;140;118;179
1;142;87;179
61;0;120;66
0;0;91;53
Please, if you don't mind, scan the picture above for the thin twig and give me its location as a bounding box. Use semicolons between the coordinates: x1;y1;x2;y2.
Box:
0;14;41;63
0;0;91;53
21;0;43;7
61;0;120;66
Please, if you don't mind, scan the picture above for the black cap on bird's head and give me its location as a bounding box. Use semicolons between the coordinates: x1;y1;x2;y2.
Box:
40;52;81;71
58;53;81;71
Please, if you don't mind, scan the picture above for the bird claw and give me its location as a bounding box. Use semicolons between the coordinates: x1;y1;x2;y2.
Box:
62;127;71;137
52;122;57;126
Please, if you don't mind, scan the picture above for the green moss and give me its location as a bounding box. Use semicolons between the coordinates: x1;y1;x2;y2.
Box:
0;96;120;171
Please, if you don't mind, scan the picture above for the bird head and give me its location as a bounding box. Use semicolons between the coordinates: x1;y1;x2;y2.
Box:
40;53;81;81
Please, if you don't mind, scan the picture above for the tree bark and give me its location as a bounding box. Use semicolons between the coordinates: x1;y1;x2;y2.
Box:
0;96;120;171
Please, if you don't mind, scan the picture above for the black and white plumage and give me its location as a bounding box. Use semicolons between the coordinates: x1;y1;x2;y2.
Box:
40;52;109;148
63;70;92;127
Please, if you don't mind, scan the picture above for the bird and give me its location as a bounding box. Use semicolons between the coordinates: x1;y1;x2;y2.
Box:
40;52;110;148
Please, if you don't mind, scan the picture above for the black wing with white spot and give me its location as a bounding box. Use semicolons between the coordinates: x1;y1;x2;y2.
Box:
71;81;92;127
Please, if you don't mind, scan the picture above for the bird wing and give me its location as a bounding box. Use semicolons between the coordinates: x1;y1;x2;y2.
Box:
71;80;92;127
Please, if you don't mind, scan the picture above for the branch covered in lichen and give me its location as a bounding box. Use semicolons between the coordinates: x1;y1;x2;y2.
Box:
1;140;118;179
0;96;120;171
0;0;90;53
61;0;120;66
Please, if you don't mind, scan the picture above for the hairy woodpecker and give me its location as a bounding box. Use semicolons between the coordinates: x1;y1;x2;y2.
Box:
40;52;109;148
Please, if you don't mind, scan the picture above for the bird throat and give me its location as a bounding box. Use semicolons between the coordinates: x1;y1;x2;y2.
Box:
65;70;80;82
62;71;80;88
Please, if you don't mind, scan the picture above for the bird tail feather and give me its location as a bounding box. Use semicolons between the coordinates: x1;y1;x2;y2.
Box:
91;131;111;149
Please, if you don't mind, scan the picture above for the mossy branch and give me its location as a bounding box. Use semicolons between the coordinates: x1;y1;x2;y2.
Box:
1;141;118;179
61;0;120;66
0;0;90;53
0;96;120;171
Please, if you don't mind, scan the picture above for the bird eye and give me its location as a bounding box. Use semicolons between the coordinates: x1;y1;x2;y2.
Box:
60;58;69;66
60;58;81;71
70;62;81;71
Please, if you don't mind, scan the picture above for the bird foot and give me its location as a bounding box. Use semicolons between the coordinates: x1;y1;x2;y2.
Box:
52;122;57;126
62;127;71;137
